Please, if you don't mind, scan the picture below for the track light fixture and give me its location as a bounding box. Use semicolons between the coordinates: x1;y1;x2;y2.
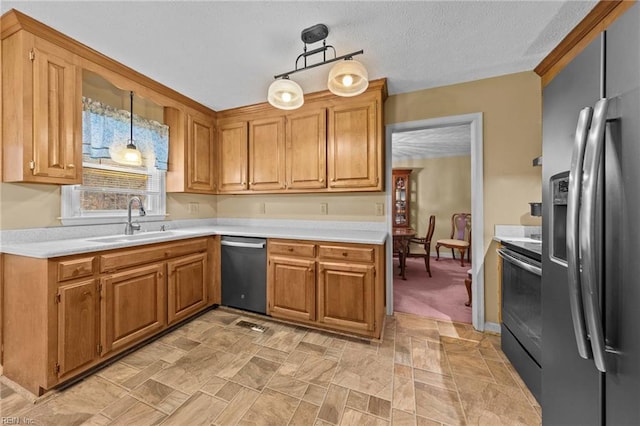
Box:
268;24;369;110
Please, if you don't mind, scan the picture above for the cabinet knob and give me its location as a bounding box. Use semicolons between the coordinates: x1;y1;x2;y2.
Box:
288;247;294;252
342;252;348;257
67;164;75;169
319;178;324;183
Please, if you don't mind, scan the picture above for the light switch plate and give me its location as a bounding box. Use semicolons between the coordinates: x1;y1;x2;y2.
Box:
375;203;384;216
188;202;199;214
320;203;328;215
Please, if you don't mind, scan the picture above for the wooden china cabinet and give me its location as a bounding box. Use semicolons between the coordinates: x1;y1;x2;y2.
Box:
392;169;412;228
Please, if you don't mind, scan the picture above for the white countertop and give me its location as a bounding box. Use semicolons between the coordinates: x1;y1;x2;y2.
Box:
0;223;387;258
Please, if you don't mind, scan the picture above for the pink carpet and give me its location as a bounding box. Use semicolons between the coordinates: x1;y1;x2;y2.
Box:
393;257;472;323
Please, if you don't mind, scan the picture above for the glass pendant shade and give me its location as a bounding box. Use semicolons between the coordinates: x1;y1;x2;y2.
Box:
122;142;143;166
268;78;304;110
328;60;369;97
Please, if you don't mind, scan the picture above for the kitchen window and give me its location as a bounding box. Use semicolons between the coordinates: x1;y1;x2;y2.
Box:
61;97;168;225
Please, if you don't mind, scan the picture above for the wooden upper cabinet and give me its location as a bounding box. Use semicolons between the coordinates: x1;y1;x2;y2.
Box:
327;98;380;190
215;79;386;194
218;121;248;192
2;35;81;183
166;108;216;194
187;112;216;192
286;108;327;190
249;116;286;191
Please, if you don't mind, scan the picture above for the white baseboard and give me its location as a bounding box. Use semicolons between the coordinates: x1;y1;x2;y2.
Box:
483;322;501;334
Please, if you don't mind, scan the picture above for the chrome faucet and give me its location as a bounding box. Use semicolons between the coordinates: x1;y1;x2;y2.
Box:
125;196;146;235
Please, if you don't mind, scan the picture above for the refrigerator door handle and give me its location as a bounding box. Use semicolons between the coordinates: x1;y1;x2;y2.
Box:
579;98;610;373
567;106;593;360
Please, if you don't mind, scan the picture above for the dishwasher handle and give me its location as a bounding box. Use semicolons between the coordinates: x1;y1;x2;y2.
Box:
221;240;265;249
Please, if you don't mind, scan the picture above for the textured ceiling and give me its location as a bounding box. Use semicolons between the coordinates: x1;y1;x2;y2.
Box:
392;125;471;161
1;1;597;111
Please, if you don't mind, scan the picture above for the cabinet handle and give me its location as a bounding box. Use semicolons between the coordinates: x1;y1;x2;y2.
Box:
288;247;294;252
342;252;348;257
67;164;75;169
82;291;91;296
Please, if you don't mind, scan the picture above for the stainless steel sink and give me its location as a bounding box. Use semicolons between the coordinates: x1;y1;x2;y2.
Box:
88;230;189;243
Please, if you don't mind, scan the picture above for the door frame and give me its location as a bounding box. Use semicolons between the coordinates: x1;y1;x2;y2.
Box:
385;112;485;331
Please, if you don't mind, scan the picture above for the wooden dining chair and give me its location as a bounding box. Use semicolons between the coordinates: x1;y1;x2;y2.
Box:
408;215;436;277
436;213;471;266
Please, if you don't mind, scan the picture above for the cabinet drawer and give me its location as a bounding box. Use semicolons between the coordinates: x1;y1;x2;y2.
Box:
269;241;316;258
318;245;374;263
100;238;209;272
56;257;96;282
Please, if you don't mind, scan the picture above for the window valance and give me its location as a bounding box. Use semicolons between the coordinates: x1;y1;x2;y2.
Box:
82;97;169;170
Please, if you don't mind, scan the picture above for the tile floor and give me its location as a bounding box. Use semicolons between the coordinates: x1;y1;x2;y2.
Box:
1;309;541;425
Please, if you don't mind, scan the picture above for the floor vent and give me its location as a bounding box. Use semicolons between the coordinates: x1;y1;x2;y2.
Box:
236;320;267;333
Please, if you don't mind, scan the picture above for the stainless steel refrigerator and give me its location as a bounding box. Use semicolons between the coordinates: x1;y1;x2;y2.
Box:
542;3;639;425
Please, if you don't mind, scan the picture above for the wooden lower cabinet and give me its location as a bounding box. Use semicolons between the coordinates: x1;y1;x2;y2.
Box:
267;239;384;338
167;252;208;325
317;262;375;333
57;279;100;378
101;264;166;356
268;256;316;322
1;236;216;395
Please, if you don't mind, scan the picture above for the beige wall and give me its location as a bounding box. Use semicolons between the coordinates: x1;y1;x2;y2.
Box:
0;183;61;229
393;156;472;251
216;192;385;222
386;71;543;324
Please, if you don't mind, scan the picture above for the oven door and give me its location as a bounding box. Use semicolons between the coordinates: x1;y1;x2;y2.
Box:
498;247;542;363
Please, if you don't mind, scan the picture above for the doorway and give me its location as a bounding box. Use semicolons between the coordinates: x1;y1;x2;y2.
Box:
385;113;485;331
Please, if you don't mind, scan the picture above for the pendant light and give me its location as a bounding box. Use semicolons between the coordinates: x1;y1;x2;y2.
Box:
328;59;369;97
268;23;367;110
112;91;142;166
268;77;304;110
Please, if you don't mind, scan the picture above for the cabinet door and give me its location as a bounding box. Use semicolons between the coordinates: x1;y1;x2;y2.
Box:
286;109;327;190
187;113;216;192
218;121;248;192
249;116;286;191
268;256;316;321
57;279;99;377
327;99;379;190
32;46;81;182
317;261;375;332
101;264;166;355
167;252;208;325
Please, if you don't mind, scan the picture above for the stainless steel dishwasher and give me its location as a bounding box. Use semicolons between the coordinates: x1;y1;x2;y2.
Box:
221;236;267;314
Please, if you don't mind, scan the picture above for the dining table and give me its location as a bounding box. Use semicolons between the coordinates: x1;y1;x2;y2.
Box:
392;227;416;280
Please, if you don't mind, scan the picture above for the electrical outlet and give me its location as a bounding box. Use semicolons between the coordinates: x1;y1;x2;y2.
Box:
259;202;265;214
320;203;328;215
375;202;384;216
188;202;199;214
